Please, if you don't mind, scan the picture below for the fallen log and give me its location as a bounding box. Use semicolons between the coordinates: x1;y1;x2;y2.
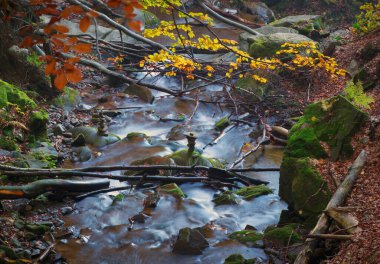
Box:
0;179;110;199
305;234;353;240
294;150;367;264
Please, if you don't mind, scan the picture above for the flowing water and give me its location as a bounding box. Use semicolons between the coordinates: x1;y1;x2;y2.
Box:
54;13;288;262
54;74;287;264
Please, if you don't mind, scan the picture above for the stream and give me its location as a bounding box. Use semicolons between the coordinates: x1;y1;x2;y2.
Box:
54;73;287;263
52;10;288;262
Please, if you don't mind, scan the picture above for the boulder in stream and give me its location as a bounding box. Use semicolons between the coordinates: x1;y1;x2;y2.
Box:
172;227;209;255
70;126;120;147
244;32;313;58
270;15;323;36
213;191;239;206
235;185;273;200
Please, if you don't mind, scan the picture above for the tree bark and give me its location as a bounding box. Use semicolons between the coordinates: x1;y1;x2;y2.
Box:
0;179;110;199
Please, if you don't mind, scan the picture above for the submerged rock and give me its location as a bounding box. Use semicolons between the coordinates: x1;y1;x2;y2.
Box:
213;191;239;206
228;230;264;247
172;227;209;255
70;126;120;147
124;83;154;103
235;185;273;200
126;132;148;140
72;146;92;162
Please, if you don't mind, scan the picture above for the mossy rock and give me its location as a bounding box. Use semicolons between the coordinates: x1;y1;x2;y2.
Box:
270;15;323;36
126;132;148;140
172;227;209;255
124;83;154;103
212;190;239;206
0;80;37;110
70;126;120;147
228;230;263;247
29;110;48;136
215;116;231;131
54;87;80;109
246;33;313;58
25;223;50;235
127;156;176;176
158;183;186;198
224;254;257;264
264;224;302;247
280;157;331;220
236;75;269;98
286;95;368;160
235;185;273;200
166;149;212;167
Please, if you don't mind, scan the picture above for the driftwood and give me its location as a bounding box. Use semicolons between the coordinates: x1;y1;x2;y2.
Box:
0;179;110;199
294;150;367;264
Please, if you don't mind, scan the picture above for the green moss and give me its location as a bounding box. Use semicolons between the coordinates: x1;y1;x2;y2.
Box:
29;110;48;137
286;95;367;160
264;224;301;245
286;124;327;159
25;223;50;235
212;190;239;206
224;254;257;264
280;157;331;221
215;116;231;131
0;80;36;109
26;52;44;68
167;149;213;167
229;230;263;246
126;132;147;140
235;185;273;200
30;151;57;169
207;158;226;169
0;136;19;151
54;87;80;108
127;156;175;176
158;183;186;198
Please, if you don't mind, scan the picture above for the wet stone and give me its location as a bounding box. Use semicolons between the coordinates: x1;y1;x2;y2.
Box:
61;206;73;215
143;192;160;209
172;227;209;255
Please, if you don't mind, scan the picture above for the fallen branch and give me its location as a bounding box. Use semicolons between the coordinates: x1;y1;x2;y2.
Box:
305;234;352;240
0;179;110;199
294;150;367;264
229;125;268;169
67;0;171;53
196;0;262;36
61;53;180;96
